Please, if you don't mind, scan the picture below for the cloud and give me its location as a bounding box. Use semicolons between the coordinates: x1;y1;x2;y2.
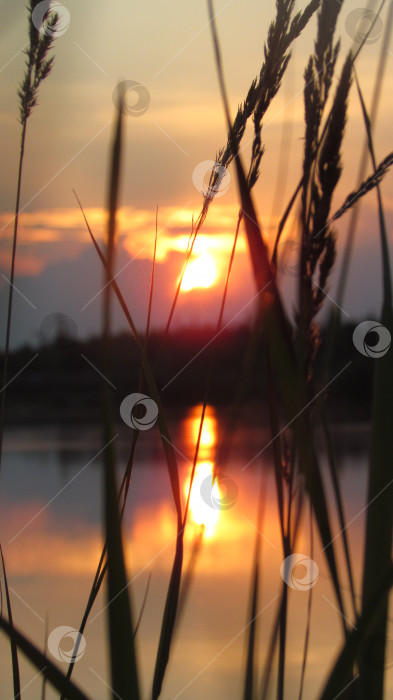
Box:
0;203;248;272
0;193;392;350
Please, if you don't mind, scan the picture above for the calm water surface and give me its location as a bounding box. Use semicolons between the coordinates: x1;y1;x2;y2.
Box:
0;407;391;699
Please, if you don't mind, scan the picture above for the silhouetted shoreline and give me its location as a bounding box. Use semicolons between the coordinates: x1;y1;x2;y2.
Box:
1;323;373;425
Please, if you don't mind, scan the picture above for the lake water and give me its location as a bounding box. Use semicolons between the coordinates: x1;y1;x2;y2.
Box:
0;406;391;699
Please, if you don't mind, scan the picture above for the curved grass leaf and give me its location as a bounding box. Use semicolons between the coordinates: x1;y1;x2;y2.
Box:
317;401;356;616
62;206;159;692
76;193;185;700
0;0;58;477
298;504;314;700
102;102;140;700
354;72;393;700
0;615;91;700
207;0;346;628
0;546;20;699
74;193;183;524
152;535;183;700
243;484;264;700
134;574;152;639
319;563;393;700
77;197;185;700
329;153;393;227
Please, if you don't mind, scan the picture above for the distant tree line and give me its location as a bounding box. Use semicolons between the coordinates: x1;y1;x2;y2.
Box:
0;323;373;424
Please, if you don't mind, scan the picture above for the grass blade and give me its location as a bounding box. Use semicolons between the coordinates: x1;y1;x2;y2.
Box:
272;176;303;267
63;208;159;687
353;72;393;700
151;535;183;700
145;207;159;345
104;444;140;700
76;198;184;700
0;546;21;698
243;479;265;700
329;153;393;226
0;1;58;476
134;574;152;639
41;615;49;700
176;529;204;629
318;400;356;617
260;596;283;700
207;0;346;626
76;197;185;700
266;351;289;700
0;615;91;700
243;550;260;700
102;100;140;700
153;205;243;698
354;71;392;306
319;563;393;700
152;214;242;696
74;192;183;524
298;503;314;700
321;0;393;380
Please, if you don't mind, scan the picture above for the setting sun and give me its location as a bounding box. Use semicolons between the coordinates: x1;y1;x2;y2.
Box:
181;253;217;292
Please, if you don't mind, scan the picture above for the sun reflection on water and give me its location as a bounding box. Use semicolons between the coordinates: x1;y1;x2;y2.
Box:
182;405;227;538
184;461;220;538
188;406;217;456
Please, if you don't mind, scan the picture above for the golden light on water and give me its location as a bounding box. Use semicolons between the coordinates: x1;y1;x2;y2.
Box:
188;407;218;456
183;406;221;537
184;461;220;538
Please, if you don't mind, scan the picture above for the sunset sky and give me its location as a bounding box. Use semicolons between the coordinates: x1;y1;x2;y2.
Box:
1;0;392;348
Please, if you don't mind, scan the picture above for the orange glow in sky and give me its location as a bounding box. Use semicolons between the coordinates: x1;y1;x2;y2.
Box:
181;253;217;292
